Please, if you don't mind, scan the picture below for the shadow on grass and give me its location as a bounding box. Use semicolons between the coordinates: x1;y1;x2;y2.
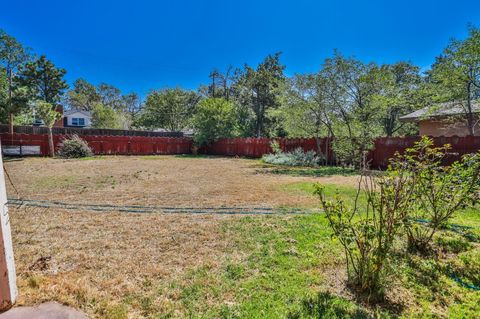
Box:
287;292;371;319
261;165;358;177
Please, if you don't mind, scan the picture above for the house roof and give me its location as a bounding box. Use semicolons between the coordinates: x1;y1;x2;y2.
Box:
64;109;92;117
400;101;480;122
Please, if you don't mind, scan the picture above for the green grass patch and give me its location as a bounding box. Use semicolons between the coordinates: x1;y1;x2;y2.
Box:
76;156;106;161
111;208;479;318
30;175;77;190
281;182;364;207
262;165;359;177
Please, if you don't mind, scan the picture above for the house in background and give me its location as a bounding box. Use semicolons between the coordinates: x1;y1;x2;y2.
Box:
400;101;480;137
63;109;92;128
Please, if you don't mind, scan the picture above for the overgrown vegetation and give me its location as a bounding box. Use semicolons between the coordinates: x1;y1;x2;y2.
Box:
316;136;480;302
316;171;414;300
57;135;93;158
390;137;480;253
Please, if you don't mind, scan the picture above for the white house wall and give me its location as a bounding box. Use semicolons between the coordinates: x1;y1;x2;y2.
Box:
66;112;92;127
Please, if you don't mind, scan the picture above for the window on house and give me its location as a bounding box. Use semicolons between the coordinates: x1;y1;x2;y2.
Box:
71;118;85;126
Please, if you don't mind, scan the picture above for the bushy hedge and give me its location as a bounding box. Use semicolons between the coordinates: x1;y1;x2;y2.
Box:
262;147;323;167
57;135;93;158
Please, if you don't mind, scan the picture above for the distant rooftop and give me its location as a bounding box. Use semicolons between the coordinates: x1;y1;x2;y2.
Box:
400;101;480;122
64;109;92;117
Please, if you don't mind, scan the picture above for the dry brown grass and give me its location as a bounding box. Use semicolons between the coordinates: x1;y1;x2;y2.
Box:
5;156;358;208
10;206;237;318
4;156;359;318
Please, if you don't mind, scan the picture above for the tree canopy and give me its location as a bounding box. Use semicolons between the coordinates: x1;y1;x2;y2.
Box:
18;55;68;104
137;88;199;131
192;98;237;146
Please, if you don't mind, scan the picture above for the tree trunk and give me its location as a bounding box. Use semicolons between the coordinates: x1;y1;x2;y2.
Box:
8;113;14;135
47;127;55;157
7;68;13;135
466;82;475;136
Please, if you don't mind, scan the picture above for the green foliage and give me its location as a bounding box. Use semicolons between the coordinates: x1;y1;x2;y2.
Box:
315;171;415;300
280;73;334;139
34;100;61;128
388;136;480;253
270;140;282;154
137;87;198;131
0;29;32;124
233;52;286;137
427;25;480;135
18;55;68;104
262;147;324;167
0;68;7;121
67;80;141;130
91;102;122;129
192;98;237;146
332;136;373;168
34;100;61;157
58;135;93;158
67;78;101;111
320;52;384;167
370;62;422;136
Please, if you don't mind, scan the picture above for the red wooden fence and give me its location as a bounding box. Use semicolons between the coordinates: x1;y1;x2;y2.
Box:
0;133;192;156
2;133;480;168
202;137;333;158
369;136;480;167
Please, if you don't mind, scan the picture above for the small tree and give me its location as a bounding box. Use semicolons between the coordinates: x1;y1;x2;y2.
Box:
34;101;61;157
192;98;237;147
389;137;480;253
315;170;415;300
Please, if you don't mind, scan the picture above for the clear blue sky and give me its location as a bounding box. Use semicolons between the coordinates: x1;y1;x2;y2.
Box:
1;0;480;97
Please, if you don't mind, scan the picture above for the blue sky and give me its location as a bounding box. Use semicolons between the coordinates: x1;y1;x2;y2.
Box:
1;0;480;97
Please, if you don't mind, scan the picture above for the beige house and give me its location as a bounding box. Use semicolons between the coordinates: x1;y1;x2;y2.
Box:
400;102;480;137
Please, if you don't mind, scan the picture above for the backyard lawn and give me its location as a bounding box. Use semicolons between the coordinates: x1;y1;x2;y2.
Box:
4;156;480;318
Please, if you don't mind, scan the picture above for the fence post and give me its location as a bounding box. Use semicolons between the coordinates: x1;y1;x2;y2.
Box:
0;141;17;310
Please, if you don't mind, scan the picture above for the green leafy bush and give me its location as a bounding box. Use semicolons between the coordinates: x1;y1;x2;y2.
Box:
57;135;93;158
263;147;324;167
315;170;415;300
388;136;480;253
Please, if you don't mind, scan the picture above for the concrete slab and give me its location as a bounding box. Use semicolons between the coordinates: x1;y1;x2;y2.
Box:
0;302;88;319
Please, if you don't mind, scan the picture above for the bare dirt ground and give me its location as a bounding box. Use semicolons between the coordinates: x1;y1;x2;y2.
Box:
3;156;358;318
